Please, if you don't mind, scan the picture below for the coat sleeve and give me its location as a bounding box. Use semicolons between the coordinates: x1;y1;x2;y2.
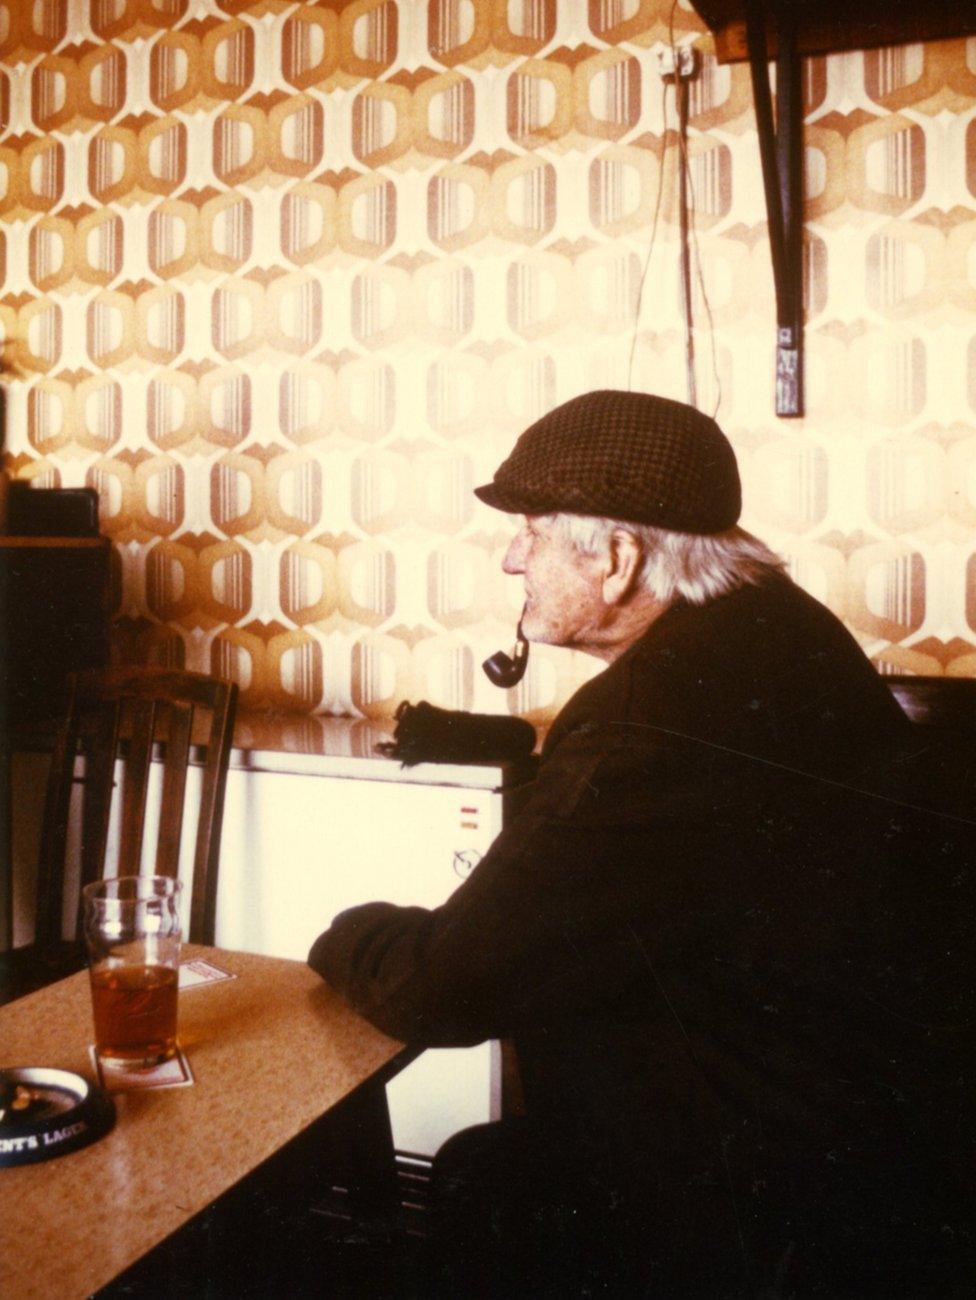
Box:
308;724;718;1047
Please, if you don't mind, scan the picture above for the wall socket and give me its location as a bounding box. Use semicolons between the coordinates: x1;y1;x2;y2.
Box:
657;45;698;81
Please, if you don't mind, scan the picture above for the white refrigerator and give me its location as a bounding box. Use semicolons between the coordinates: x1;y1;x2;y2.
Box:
214;738;528;1158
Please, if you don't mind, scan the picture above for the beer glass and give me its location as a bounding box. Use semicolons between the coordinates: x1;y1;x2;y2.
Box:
83;875;182;1067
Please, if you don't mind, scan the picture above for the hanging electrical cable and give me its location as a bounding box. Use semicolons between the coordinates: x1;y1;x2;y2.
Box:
667;2;724;418
628;0;722;415
688;191;724;419
626;75;670;392
675;60;697;409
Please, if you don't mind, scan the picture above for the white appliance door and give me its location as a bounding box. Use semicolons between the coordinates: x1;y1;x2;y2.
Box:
217;767;504;1156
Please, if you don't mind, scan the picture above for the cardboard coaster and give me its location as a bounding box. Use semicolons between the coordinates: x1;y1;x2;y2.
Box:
90;1044;194;1095
179;958;236;990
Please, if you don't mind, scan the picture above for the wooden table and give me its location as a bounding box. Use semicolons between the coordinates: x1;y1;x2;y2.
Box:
1;945;412;1300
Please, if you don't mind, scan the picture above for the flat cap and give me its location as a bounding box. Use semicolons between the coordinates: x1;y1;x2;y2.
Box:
475;390;741;535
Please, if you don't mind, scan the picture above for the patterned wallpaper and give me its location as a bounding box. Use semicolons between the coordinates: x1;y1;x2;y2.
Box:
1;0;975;722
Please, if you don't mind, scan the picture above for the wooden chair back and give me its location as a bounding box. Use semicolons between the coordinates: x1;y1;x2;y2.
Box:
884;675;976;733
34;668;238;948
883;675;976;823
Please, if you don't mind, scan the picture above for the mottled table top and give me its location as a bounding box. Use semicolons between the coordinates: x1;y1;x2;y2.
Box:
1;944;408;1300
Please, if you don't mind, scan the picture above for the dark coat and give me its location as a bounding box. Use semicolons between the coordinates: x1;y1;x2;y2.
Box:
310;572;975;1292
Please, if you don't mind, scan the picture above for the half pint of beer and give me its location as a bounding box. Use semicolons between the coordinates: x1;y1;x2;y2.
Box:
83;875;183;1068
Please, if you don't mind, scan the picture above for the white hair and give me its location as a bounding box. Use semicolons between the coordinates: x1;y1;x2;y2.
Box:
540;513;784;606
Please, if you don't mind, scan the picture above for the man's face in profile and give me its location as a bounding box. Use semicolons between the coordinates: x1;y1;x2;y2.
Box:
502;515;607;653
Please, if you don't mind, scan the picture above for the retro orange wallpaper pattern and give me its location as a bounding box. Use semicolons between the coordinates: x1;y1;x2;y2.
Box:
1;0;975;721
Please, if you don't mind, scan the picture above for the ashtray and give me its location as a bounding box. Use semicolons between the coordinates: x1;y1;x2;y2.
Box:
0;1067;115;1167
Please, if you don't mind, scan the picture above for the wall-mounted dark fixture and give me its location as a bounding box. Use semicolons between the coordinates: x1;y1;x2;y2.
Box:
688;0;976;418
691;0;975;63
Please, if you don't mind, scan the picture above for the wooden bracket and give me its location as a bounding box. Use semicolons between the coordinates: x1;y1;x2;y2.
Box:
744;0;804;417
688;0;976;415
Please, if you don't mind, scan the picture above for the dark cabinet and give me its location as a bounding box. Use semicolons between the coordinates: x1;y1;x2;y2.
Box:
1;537;111;725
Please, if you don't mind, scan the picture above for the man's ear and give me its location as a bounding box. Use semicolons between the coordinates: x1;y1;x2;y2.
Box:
601;529;643;605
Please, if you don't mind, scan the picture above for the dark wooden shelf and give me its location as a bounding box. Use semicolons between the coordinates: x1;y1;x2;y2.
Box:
0;535;107;548
691;0;976;63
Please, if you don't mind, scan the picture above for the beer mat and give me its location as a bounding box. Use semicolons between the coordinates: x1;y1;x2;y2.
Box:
89;1045;194;1094
179;958;237;989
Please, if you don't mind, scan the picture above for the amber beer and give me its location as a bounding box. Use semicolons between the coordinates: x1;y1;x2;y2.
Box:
83;875;183;1068
89;964;178;1063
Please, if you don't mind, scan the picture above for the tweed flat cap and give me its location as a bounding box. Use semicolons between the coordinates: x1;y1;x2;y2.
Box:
475;390;741;535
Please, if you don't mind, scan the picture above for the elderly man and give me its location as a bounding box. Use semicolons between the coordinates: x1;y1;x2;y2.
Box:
310;392;974;1296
